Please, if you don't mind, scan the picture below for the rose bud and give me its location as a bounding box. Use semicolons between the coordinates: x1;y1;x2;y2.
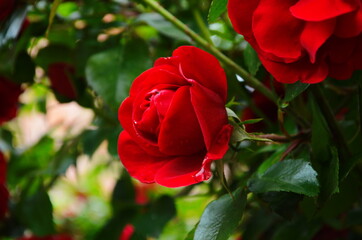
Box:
118;46;233;188
228;0;362;83
0;76;23;125
47;62;77;100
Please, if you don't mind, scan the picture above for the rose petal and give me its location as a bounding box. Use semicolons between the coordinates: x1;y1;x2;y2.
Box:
158;86;205;156
260;56;329;84
227;0;260;39
119;97;162;156
253;0;304;61
190;82;229;151
118;131;169;183
156;46;228;101
129;65;186;97
300;19;336;63
290;0;360;21
155;153;206;188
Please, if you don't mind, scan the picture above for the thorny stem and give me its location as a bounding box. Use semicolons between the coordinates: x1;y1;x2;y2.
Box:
142;0;278;103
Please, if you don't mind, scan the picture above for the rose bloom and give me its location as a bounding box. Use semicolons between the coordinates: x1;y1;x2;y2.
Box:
118;46;232;188
0;76;22;125
47;63;77;99
0;0;15;21
228;0;362;83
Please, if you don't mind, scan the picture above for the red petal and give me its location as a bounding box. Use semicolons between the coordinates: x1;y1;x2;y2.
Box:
227;0;260;39
300;19;336;63
118;97;162;156
253;0;304;61
129;65;186;97
118;131;169;183
260;56;329;84
190;82;229;151
158;86;205;156
157;46;228;101
290;0;360;21
155;153;206;188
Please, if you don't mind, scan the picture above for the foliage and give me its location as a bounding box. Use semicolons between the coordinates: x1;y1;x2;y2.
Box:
0;0;362;240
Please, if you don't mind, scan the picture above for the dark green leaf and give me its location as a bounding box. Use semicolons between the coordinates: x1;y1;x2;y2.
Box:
260;192;303;219
137;13;190;41
243;43;261;76
248;159;319;197
111;171;135;210
133;195;176;238
184;223;198;240
17;182;55;236
85;38;151;108
310;96;339;202
35;45;73;69
194;188;246;240
208;0;228;23
13;51;35;83
283;82;310;103
271;217;320;240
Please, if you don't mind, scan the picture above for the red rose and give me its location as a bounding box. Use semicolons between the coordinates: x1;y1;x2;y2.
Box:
228;0;362;83
119;224;135;240
0;152;8;220
118;46;232;188
0;76;22;125
47;63;77;99
0;0;15;21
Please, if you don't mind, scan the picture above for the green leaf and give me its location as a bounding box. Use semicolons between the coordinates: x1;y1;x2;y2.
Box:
85;38;151;109
194;188;246;240
271;217;320;240
111;171;135;210
243;43;261;76
12;51;35;83
17;182;55;236
46;0;63;37
137;13;190;41
133;195;176;238
283;82;310;103
310;95;339;202
208;0;228;23
248;159;319;197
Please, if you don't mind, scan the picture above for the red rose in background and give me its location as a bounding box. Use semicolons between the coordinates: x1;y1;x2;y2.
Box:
17;234;73;240
0;76;22;125
118;46;232;188
119;224;135;240
47;63;77;99
0;152;9;220
0;0;15;21
312;225;348;240
228;0;362;84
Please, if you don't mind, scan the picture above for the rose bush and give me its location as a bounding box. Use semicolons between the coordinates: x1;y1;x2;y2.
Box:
228;0;362;83
118;46;232;188
0;76;22;125
47;63;77;99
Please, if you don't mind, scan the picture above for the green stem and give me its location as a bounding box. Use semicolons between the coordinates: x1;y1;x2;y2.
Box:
192;8;213;44
310;84;351;161
142;0;277;103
